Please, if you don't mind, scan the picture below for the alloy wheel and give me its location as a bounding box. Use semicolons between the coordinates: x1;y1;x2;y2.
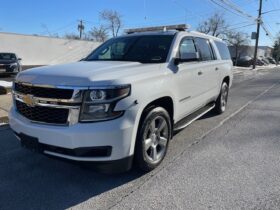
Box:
143;116;169;164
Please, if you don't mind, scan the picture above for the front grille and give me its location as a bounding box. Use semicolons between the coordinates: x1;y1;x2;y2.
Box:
16;100;69;124
14;83;74;99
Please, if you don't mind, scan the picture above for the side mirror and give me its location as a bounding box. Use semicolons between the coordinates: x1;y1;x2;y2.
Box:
18;58;22;61
174;52;200;66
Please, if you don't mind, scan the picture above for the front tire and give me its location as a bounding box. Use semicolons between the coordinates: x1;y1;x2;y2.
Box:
135;107;171;172
215;82;229;114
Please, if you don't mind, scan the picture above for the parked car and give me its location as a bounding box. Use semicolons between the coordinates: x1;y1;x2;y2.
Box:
256;59;265;66
9;24;233;173
233;56;252;67
0;53;22;75
260;57;270;65
267;57;276;64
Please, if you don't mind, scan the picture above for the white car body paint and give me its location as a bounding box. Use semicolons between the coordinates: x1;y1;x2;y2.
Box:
9;30;233;169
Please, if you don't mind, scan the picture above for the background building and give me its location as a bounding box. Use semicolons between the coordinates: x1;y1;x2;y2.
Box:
228;45;273;59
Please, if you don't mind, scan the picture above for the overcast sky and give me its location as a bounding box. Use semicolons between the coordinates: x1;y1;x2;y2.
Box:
0;0;279;46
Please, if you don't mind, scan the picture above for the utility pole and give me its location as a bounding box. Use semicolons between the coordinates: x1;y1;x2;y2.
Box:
253;0;263;69
78;20;85;39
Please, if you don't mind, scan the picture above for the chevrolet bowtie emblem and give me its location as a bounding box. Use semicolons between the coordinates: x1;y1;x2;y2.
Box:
22;94;36;107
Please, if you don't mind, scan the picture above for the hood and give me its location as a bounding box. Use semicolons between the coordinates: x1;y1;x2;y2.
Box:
16;61;162;86
0;60;16;65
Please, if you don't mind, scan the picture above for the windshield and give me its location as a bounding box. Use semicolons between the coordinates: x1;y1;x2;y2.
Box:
85;35;175;63
0;53;16;60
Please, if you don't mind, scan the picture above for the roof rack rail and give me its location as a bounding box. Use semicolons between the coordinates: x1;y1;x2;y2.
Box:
125;24;190;34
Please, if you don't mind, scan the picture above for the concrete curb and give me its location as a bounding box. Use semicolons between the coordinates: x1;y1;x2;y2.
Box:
0;81;12;95
0;116;9;125
0;86;11;95
0;123;9;130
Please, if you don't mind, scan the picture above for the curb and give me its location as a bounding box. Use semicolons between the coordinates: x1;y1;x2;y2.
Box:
0;116;9;125
0;124;9;130
0;86;12;95
233;66;277;75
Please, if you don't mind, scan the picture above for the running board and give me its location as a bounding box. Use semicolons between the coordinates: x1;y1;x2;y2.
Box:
174;102;215;131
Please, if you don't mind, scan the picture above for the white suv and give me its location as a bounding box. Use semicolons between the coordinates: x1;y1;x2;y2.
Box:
9;25;233;173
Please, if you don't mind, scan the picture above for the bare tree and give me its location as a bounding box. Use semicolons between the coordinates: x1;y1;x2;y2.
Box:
64;33;80;40
197;13;228;37
225;31;250;66
90;26;108;42
100;10;122;37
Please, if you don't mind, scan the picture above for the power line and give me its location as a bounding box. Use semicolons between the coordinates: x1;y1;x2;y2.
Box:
261;23;275;40
209;0;255;20
219;0;256;20
229;23;256;30
209;0;275;44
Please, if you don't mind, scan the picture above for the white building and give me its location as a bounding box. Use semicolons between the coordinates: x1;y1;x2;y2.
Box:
228;45;273;59
0;32;101;67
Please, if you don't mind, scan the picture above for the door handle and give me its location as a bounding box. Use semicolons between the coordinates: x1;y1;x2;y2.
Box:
215;67;219;71
198;71;203;76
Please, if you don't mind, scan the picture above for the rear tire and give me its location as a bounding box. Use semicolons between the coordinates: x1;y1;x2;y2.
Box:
215;82;229;114
135;107;171;172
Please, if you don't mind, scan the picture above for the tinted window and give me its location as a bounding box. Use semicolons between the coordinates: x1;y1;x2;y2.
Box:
215;41;231;60
179;38;197;56
0;53;16;60
195;38;214;61
85;35;174;63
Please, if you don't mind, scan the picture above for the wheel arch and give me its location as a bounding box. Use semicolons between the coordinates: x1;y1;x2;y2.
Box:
129;96;175;156
140;96;174;127
223;76;230;86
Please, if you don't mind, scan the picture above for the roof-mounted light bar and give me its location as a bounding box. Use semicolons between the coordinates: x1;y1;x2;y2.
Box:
125;24;190;34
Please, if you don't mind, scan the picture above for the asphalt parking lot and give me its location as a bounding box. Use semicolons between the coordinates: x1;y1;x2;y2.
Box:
0;68;280;209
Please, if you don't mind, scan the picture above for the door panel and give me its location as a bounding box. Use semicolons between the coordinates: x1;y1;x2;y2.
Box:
176;62;204;119
194;38;220;104
175;38;204;119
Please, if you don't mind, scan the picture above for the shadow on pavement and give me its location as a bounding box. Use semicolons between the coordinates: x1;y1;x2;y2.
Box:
0;74;15;83
0;128;145;210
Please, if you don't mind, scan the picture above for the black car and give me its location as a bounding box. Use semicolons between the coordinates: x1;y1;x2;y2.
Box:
0;52;22;75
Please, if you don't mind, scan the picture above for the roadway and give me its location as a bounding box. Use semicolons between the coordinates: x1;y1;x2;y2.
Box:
0;68;280;209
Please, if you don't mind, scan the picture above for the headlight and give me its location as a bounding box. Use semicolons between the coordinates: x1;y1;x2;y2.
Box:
79;85;131;122
9;63;18;67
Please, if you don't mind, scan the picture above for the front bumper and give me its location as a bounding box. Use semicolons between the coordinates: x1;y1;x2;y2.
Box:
9;107;136;165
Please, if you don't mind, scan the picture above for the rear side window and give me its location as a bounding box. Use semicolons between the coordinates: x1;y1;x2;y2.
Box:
195;38;214;61
215;41;231;60
179;38;197;56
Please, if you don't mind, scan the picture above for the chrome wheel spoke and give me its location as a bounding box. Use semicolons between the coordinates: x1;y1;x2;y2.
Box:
143;115;169;164
159;137;167;147
144;138;153;151
151;145;158;161
158;119;167;132
149;119;156;132
221;85;228;108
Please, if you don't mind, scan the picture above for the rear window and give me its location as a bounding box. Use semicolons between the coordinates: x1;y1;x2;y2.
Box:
214;41;231;60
